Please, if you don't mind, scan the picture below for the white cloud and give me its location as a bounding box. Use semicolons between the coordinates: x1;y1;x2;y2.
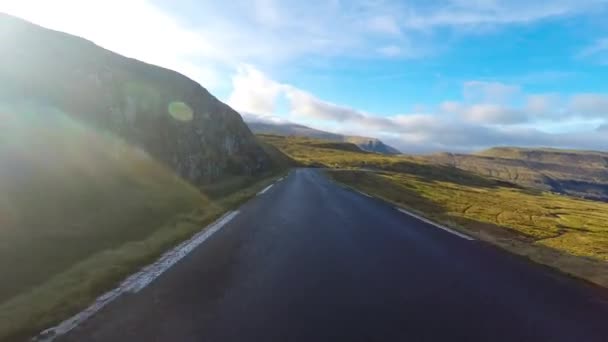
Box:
463;81;520;103
285;88;362;122
240;112;289;124
366;16;401;35
1;0;229;89
285;87;398;130
575;37;608;65
4;0;605;77
377;45;403;57
253;0;283;28
441;101;521;124
228;70;602;137
460;104;527;124
404;0;608;29
227;65;285;115
525;94;560;116
569;94;608;117
579;38;608;57
228;66;608;153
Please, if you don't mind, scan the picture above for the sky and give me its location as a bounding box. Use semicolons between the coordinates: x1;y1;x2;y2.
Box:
2;0;608;153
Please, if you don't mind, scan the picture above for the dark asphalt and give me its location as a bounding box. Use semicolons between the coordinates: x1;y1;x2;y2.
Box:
60;168;608;342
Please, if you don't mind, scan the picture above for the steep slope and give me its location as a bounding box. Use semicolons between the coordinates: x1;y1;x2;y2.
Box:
247;121;401;154
0;13;275;185
0;14;287;340
0;102;207;303
423;147;608;201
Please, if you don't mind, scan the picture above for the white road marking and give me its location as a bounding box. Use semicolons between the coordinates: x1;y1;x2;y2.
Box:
34;211;240;342
337;181;472;241
126;211;239;293
358;191;373;198
396;208;475;241
257;184;274;196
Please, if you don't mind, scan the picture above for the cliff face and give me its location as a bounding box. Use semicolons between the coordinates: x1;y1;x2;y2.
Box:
0;13;274;185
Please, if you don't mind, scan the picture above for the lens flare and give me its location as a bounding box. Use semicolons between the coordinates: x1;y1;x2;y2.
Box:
168;102;193;122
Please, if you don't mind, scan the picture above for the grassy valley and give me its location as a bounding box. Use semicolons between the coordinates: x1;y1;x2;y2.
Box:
259;134;608;288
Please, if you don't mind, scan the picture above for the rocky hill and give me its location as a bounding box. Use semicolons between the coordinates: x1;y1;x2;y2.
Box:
0;13;275;185
423;147;608;201
247;121;401;154
0;14;289;340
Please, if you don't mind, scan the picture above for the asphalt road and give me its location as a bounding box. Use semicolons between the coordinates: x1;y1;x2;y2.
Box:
58;168;608;342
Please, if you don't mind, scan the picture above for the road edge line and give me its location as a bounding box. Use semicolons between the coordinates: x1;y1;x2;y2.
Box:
331;178;474;241
34;210;240;342
396;207;474;241
358;191;373;198
256;184;274;196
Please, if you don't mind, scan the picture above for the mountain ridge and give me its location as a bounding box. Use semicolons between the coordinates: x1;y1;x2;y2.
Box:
423;147;608;201
246;120;401;155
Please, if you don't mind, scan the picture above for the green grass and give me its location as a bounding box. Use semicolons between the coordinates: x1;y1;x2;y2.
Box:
0;111;286;341
422;147;608;201
259;134;608;288
0;172;281;341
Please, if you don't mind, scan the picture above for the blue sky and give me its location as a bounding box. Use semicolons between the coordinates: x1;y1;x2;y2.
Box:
2;0;608;152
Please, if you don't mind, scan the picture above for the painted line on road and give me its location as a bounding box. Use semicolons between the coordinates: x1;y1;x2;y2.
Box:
396;208;474;241
257;184;274;196
337;183;373;198
35;211;240;342
358;191;373;198
126;211;240;293
337;181;473;241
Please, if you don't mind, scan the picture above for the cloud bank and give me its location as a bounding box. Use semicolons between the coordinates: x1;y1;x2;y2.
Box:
230;66;608;153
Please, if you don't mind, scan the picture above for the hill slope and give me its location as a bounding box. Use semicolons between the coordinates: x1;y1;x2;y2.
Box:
423;147;608;201
247;121;401;154
476;147;608;164
0;13;276;185
0;14;287;340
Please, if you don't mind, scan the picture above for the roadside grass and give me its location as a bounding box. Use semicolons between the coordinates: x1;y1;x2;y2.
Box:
0;111;286;341
259;134;608;288
0;171;281;342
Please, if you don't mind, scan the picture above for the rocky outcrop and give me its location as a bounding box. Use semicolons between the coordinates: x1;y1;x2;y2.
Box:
0;14;275;185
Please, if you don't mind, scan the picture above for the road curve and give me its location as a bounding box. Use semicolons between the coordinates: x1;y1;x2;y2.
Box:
58;168;608;342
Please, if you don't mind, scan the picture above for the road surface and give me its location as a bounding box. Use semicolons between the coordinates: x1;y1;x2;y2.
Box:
58;168;608;342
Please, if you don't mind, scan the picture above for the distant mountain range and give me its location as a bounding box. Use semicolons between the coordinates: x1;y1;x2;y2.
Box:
246;119;608;200
422;147;608;201
246;121;401;155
